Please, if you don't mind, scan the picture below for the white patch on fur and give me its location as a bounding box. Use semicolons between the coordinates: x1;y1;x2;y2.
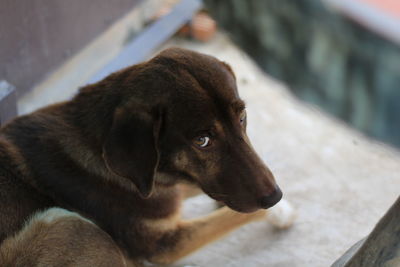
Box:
266;199;297;229
28;207;93;225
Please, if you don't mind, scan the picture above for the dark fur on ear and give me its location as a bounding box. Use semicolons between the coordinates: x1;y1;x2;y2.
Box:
102;102;162;198
221;61;236;80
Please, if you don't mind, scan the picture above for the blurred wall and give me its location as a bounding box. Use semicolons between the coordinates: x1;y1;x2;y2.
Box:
205;0;400;148
0;0;142;97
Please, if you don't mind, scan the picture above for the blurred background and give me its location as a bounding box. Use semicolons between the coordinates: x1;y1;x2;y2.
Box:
1;0;399;266
205;0;400;149
1;0;400;148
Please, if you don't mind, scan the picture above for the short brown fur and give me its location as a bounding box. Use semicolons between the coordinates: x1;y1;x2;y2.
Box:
0;48;281;266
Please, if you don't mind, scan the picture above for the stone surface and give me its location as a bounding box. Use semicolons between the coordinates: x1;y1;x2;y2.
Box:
17;22;400;265
156;33;400;267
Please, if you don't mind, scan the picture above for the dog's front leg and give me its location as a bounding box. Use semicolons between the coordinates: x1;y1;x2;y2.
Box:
148;206;266;265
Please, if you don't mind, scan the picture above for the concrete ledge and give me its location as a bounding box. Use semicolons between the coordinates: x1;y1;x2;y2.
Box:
158;32;400;267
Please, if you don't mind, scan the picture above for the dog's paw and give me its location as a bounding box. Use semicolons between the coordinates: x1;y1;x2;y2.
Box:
266;199;296;229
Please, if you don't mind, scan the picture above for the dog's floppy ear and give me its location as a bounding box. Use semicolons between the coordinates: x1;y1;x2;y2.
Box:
103;103;162;198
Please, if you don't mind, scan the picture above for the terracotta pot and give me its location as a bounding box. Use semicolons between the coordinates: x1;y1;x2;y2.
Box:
191;12;217;42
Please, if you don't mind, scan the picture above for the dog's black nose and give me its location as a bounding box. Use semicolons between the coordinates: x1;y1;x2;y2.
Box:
259;187;283;209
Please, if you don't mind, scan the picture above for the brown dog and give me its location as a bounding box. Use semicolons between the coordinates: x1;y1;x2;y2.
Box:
0;48;282;266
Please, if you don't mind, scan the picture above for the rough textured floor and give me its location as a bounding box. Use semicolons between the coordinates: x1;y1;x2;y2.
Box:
156;33;400;267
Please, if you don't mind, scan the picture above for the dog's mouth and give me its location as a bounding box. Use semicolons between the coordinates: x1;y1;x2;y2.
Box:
206;192;226;202
206;192;261;213
206;188;283;213
223;200;261;213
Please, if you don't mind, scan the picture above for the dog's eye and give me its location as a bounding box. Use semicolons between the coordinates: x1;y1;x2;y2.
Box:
194;136;211;148
239;111;246;124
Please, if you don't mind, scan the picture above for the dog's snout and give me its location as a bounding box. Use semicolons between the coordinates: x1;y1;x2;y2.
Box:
259;186;283;209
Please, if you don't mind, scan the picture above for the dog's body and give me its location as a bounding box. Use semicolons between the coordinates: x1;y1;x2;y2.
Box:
0;48;282;266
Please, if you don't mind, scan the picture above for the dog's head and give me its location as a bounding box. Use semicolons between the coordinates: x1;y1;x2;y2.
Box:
102;48;282;212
